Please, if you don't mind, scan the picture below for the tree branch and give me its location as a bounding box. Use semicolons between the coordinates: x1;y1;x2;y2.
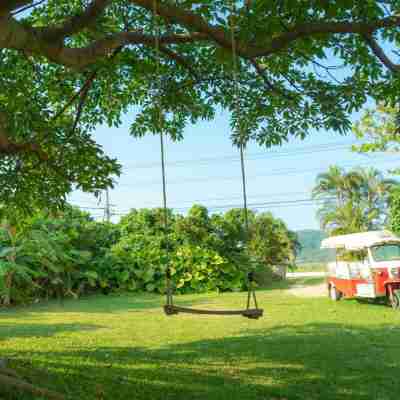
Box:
250;59;296;102
130;1;400;58
0;16;208;69
3;1;400;70
363;33;400;73
11;0;46;16
129;0;232;48
0;111;48;160
247;16;400;57
39;0;112;41
0;1;32;16
55;31;207;68
52;72;98;122
158;45;198;78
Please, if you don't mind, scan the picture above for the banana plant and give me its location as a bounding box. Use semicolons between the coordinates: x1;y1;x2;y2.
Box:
0;224;17;305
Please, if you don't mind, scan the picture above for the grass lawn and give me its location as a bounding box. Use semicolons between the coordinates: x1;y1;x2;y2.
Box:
1;278;400;400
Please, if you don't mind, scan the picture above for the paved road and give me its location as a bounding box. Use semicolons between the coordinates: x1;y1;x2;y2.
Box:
286;271;326;279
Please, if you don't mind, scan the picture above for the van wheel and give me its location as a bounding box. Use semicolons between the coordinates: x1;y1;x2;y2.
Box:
390;291;400;309
329;285;341;301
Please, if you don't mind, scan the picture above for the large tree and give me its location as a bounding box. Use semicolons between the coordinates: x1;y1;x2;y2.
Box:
2;1;400;211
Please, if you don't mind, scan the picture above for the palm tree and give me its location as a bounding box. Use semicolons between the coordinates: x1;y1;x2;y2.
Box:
313;166;398;234
355;168;397;229
318;200;369;235
313;166;361;206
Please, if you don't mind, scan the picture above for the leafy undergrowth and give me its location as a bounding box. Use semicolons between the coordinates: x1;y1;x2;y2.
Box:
1;279;400;400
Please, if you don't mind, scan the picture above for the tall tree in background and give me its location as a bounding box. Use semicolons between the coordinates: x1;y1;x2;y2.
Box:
249;212;300;277
3;2;400;212
389;188;400;235
357;167;397;226
313;166;361;206
355;105;400;235
313;166;397;235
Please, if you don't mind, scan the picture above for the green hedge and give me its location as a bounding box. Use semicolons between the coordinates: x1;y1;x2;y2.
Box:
0;205;298;306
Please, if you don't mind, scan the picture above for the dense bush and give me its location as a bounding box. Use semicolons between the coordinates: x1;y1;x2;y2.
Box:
0;205;298;306
113;206;250;294
0;208;120;305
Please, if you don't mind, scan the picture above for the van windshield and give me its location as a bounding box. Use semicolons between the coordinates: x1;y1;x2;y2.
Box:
371;243;400;262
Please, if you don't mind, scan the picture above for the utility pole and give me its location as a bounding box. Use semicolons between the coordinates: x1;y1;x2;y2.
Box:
104;189;112;223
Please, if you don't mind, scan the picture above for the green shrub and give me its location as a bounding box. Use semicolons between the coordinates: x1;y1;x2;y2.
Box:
0;204;299;306
0;208;119;305
110;233;245;295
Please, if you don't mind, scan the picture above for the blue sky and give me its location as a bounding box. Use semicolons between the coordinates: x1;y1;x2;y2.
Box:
69;108;400;231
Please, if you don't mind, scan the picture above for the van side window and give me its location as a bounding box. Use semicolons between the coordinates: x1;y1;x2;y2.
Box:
337;249;367;262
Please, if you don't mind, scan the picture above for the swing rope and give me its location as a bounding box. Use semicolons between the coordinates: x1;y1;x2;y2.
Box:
152;0;174;309
229;0;261;317
152;0;262;319
229;0;260;311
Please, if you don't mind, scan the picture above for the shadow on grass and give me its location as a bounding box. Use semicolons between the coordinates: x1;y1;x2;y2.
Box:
0;292;233;317
0;293;163;316
0;323;105;341
3;322;400;400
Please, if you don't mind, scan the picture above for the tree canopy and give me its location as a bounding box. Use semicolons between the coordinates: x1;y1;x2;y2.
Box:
353;104;400;156
2;1;400;210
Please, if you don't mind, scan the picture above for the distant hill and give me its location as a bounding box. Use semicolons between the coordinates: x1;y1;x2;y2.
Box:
296;229;334;264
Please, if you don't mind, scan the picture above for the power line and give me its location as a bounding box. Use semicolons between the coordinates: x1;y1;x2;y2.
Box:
201;198;333;212
111;197;332;217
118;157;400;188
115;190;312;210
189;197;328;210
122;141;360;170
72;192;314;215
104;189;112;222
69;146;400;220
75;206;105;210
72;158;399;215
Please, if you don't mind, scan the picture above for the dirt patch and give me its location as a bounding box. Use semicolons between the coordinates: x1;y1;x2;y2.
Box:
286;282;327;297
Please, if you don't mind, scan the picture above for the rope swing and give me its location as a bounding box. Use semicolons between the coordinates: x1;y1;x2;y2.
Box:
152;0;263;319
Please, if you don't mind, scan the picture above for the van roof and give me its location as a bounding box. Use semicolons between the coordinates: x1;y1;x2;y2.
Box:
320;230;400;250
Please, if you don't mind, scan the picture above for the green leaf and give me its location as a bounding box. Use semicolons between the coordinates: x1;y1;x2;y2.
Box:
0;247;16;258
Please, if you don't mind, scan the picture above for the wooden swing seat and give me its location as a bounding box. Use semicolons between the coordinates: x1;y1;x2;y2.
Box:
164;305;263;319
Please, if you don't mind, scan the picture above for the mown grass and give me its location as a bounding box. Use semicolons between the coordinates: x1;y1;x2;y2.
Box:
1;278;400;400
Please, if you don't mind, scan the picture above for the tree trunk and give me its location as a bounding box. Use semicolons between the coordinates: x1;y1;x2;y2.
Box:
272;264;287;280
3;224;17;306
3;271;13;306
